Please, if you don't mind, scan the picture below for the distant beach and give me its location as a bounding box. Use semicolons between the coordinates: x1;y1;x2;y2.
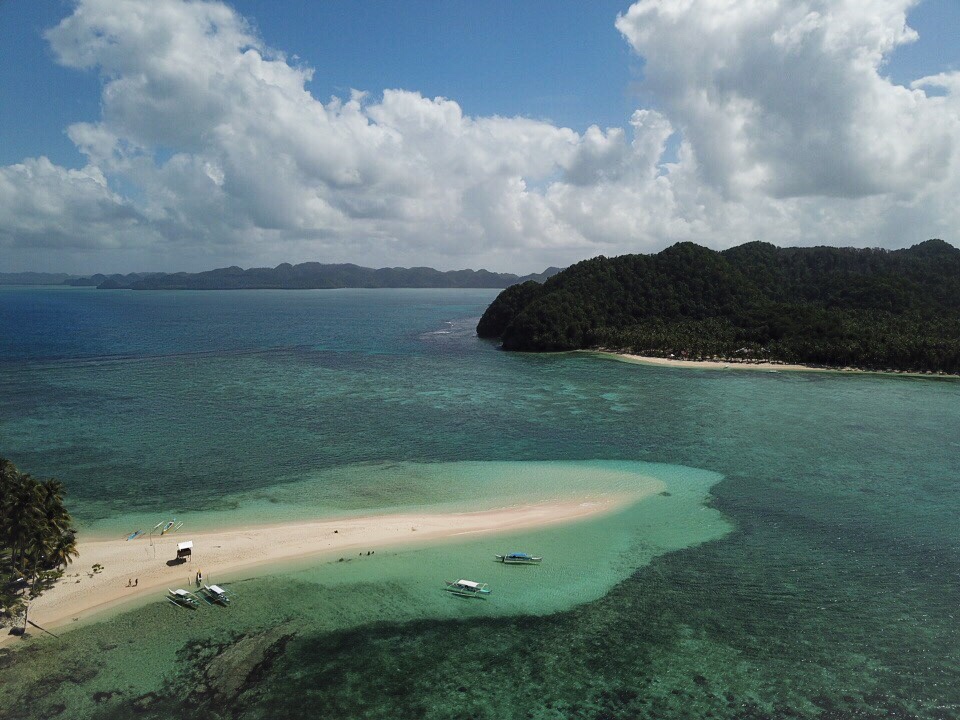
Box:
591;350;958;378
4;494;640;645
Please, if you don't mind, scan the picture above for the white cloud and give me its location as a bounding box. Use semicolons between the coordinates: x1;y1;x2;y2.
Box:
614;0;960;199
0;0;958;273
0;157;144;249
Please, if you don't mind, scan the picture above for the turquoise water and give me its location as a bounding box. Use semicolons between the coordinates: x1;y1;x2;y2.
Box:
1;287;959;718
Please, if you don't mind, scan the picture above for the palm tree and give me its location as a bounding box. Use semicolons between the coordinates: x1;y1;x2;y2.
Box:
3;474;42;573
20;525;52;631
40;479;72;537
48;531;79;572
0;458;78;632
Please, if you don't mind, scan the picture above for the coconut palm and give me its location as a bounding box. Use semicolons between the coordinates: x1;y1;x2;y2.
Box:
2;473;42;573
47;531;79;572
40;479;72;537
0;457;78;631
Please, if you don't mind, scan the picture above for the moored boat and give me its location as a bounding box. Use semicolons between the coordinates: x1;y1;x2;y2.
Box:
495;552;542;564
444;579;491;598
200;584;231;606
167;588;200;608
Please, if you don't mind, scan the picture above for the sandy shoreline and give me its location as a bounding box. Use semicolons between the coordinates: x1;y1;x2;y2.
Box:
591;350;957;378
3;495;637;645
603;351;829;373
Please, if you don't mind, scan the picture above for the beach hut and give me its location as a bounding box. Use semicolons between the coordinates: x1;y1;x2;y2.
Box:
176;540;194;562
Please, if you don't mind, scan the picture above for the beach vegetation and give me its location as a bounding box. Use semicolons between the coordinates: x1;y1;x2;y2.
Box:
0;457;78;633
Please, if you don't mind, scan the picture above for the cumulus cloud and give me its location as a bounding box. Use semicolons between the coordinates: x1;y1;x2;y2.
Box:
615;0;960;199
0;0;958;272
0;157;144;249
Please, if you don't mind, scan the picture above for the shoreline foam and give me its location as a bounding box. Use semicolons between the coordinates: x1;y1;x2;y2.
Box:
3;494;640;646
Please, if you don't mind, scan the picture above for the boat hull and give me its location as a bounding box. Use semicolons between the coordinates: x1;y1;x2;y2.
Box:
495;555;542;565
167;597;198;609
444;580;491;598
202;592;229;606
444;588;490;598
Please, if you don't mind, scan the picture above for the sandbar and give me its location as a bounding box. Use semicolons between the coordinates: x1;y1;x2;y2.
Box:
5;494;639;644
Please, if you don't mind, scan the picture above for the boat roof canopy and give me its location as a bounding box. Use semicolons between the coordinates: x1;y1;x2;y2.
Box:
457;579;480;588
209;585;225;594
509;552;530;557
177;541;193;551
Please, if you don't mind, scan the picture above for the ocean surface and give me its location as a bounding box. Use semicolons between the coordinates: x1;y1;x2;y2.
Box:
1;286;958;719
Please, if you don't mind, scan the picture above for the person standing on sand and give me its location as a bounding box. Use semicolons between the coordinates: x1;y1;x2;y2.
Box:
134;578;138;587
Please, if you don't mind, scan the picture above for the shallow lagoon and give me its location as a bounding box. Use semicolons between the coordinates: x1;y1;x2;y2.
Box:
1;287;959;718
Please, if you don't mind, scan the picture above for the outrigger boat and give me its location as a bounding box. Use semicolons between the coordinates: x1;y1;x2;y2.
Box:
126;529;143;541
444;579;491;598
495;552;542;565
160;520;176;536
200;584;231;606
167;588;200;608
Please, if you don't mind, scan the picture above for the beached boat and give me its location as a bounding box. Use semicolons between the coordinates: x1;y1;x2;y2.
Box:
444;579;491;598
495;552;542;565
200;584;231;606
126;529;143;541
167;588;200;608
160;520;176;535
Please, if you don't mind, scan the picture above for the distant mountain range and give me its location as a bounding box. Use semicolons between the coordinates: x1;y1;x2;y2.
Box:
49;263;562;290
0;272;79;285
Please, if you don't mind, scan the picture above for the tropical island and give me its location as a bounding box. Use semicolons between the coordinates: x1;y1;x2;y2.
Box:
477;239;960;374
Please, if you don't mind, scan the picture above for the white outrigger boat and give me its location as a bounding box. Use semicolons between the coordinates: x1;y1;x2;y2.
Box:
200;584;231;606
167;588;200;608
444;579;491;598
495;552;542;565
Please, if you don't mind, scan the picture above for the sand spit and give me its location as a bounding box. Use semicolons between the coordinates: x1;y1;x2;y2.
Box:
4;494;639;645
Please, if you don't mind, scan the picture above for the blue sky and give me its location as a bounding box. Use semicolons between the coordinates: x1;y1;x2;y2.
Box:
4;1;956;168
1;1;959;273
2;1;643;167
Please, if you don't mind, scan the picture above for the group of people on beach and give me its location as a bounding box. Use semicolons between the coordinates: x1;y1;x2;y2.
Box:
125;578;138;587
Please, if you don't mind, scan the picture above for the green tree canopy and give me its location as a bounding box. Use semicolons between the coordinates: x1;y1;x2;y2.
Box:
477;240;960;373
1;458;78;632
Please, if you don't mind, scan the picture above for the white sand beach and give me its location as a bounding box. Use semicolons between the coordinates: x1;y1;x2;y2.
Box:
592;350;955;376
5;494;642;644
604;352;830;373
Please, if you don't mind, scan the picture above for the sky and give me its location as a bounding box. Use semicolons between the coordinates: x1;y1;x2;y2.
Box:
1;0;959;274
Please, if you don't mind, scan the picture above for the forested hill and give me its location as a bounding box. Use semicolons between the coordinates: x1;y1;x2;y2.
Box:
0;272;76;285
476;240;960;374
64;264;561;290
